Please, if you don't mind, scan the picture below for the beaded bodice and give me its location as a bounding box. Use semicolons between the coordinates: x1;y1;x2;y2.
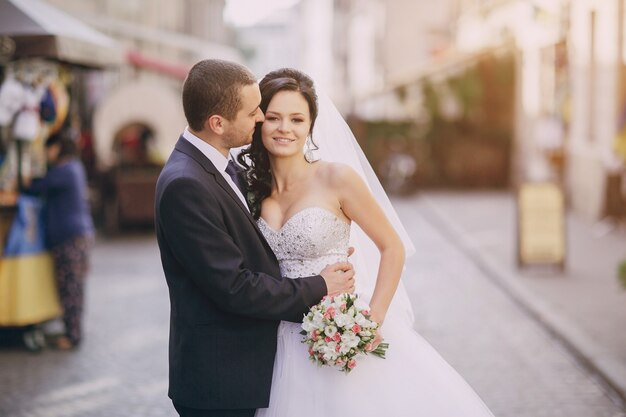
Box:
257;207;351;278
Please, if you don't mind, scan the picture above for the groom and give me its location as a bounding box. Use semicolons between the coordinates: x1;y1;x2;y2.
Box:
155;59;355;417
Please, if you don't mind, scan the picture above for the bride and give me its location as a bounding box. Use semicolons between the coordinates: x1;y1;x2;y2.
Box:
238;68;494;417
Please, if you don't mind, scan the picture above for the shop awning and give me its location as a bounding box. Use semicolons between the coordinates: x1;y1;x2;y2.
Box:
126;50;190;80
0;0;123;68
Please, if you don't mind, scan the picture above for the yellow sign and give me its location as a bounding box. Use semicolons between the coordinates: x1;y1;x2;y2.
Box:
517;182;566;268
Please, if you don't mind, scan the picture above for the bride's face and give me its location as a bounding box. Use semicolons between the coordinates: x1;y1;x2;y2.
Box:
261;90;311;159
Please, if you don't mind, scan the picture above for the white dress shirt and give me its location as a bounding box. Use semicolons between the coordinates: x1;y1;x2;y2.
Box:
182;128;249;211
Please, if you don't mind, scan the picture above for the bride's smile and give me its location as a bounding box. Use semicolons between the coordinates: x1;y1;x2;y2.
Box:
272;136;296;144
261;90;311;158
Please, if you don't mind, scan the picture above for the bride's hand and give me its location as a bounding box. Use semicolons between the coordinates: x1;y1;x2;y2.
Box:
320;262;355;295
367;312;385;351
367;329;384;352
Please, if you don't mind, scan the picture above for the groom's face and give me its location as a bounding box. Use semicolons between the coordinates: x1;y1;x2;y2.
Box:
222;83;264;148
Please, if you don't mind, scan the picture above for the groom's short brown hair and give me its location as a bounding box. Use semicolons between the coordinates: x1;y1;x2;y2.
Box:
182;59;257;131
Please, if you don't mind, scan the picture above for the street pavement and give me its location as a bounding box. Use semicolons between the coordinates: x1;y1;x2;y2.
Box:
0;236;173;417
394;196;625;417
0;193;624;416
413;191;626;401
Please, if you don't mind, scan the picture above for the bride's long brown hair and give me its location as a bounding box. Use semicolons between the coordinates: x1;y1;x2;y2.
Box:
238;68;319;218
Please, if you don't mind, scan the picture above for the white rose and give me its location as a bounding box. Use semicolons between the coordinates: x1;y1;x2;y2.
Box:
355;313;371;327
312;311;325;328
322;296;334;307
334;313;352;328
323;352;338;362
341;331;360;349
322;342;338;361
324;325;338;337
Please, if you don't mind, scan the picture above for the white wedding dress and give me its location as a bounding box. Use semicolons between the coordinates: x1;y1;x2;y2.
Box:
255;206;494;417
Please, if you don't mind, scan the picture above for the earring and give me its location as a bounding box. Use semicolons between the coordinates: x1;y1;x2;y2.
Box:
304;137;319;163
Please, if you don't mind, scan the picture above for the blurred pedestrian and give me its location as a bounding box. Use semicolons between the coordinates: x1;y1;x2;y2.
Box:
24;131;94;349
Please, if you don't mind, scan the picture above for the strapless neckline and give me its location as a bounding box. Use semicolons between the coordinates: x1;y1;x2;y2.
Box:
257;206;351;279
258;206;349;234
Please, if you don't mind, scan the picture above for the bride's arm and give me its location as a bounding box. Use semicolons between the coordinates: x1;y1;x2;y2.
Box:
329;163;405;326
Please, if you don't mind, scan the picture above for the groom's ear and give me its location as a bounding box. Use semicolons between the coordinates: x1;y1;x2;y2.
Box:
206;115;225;135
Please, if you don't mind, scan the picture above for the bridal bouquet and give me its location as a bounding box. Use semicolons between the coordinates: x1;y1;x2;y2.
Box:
300;293;388;374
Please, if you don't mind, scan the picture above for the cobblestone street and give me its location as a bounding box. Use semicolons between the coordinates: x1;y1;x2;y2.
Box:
0;195;624;416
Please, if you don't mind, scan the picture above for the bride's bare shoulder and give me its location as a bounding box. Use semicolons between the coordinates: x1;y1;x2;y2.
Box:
314;161;362;189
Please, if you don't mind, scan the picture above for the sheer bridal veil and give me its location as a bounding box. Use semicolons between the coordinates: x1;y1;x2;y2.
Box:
313;93;416;324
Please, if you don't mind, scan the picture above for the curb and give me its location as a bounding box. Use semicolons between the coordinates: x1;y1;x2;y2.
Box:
418;196;626;406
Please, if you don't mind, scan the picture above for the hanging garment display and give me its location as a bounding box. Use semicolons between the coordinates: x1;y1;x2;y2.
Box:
12;86;44;142
0;74;26;126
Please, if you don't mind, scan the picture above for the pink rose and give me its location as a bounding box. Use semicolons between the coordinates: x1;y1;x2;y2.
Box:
311;330;318;339
333;333;341;342
308;347;314;356
352;324;361;333
362;310;370;316
335;358;345;366
340;303;347;312
324;307;336;319
335;343;342;352
348;359;357;369
325;336;332;343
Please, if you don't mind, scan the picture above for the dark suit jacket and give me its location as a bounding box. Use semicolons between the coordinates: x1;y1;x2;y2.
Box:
155;137;327;410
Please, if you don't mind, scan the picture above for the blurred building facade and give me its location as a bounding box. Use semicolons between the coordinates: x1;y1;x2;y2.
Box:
36;0;622;223
443;0;624;221
234;4;302;80
42;0;242;230
236;0;624;220
45;0;241;168
567;0;624;220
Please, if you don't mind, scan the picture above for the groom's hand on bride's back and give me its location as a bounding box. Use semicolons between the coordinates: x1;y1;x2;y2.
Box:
320;262;355;296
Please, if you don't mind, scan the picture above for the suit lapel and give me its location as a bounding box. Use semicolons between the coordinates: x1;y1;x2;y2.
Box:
173;137;268;241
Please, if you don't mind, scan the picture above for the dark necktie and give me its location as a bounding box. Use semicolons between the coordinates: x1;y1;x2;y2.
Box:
225;159;245;194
